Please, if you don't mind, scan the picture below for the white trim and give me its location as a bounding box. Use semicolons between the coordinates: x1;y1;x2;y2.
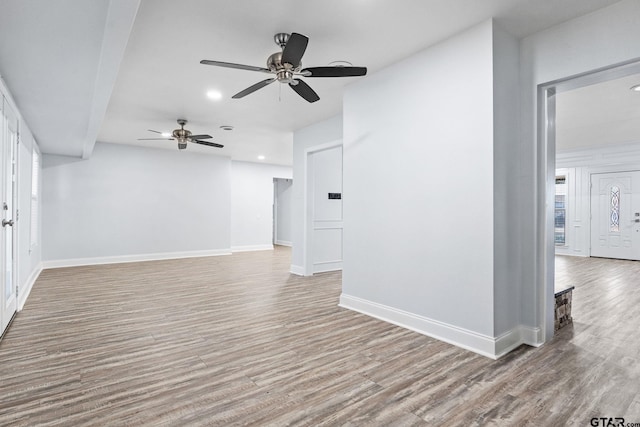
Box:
493;329;522;358
231;244;273;253
290;265;305;276
313;260;343;273
274;240;292;247
18;262;43;311
0;76;22;116
42;249;232;269
519;326;543;347
340;294;515;359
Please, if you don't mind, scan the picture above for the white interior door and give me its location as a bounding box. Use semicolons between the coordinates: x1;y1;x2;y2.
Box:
590;171;640;260
1;97;18;335
310;146;343;274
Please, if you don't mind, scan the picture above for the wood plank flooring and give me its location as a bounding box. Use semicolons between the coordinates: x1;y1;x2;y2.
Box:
1;249;639;426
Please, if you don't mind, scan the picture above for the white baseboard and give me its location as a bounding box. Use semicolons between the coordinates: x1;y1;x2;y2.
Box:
494;328;524;358
339;294;540;359
519;325;543;347
274;240;292;247
231;244;274;253
42;249;232;269
290;265;305;276
18;262;43;311
313;260;342;273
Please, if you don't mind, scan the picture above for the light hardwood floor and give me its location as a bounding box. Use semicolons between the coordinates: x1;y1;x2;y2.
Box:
1;249;639;426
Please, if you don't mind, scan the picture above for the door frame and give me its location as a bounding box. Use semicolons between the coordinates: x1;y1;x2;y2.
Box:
303;139;342;276
272;178;278;246
1;96;19;335
539;59;640;342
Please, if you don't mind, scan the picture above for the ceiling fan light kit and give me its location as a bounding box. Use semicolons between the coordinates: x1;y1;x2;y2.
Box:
200;32;368;103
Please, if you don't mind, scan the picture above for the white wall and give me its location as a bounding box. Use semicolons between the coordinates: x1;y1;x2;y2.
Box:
274;178;293;246
341;21;502;356
291;115;342;274
520;0;640;340
42;142;232;265
230;161;292;251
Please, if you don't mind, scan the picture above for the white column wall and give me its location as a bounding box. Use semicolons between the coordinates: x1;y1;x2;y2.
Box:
492;24;521;340
341;21;497;353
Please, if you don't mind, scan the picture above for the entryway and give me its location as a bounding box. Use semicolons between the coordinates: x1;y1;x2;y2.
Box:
543;59;640;341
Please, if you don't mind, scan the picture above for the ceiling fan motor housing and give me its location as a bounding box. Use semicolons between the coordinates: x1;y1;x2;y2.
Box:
173;125;191;149
267;52;298;84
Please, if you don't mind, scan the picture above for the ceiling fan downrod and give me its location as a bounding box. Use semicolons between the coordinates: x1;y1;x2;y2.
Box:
274;33;290;49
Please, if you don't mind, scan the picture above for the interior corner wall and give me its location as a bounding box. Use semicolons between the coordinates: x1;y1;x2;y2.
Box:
291;115;342;273
230;160;292;251
519;0;640;338
492;23;521;339
42;142;232;264
342;20;497;353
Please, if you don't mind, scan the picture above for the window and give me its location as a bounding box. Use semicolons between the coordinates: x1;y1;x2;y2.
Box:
610;186;620;232
30;149;39;248
555;176;566;245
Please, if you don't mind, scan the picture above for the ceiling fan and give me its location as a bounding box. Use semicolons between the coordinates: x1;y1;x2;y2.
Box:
138;119;223;150
200;32;367;103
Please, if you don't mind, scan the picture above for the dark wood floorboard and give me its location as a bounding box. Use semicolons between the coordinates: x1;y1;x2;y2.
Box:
0;249;639;425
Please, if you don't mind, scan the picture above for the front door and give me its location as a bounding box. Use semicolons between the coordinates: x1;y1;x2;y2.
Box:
1;98;18;336
590;171;640;261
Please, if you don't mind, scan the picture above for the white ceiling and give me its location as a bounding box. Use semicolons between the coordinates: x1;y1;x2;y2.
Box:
556;73;640;151
0;0;625;165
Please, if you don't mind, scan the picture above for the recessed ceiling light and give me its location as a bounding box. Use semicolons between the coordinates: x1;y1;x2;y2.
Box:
631;84;640;92
258;155;265;160
161;132;171;137
220;125;234;131
206;90;223;100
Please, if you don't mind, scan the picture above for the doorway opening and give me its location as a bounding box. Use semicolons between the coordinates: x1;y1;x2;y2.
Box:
541;59;640;340
273;177;293;248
